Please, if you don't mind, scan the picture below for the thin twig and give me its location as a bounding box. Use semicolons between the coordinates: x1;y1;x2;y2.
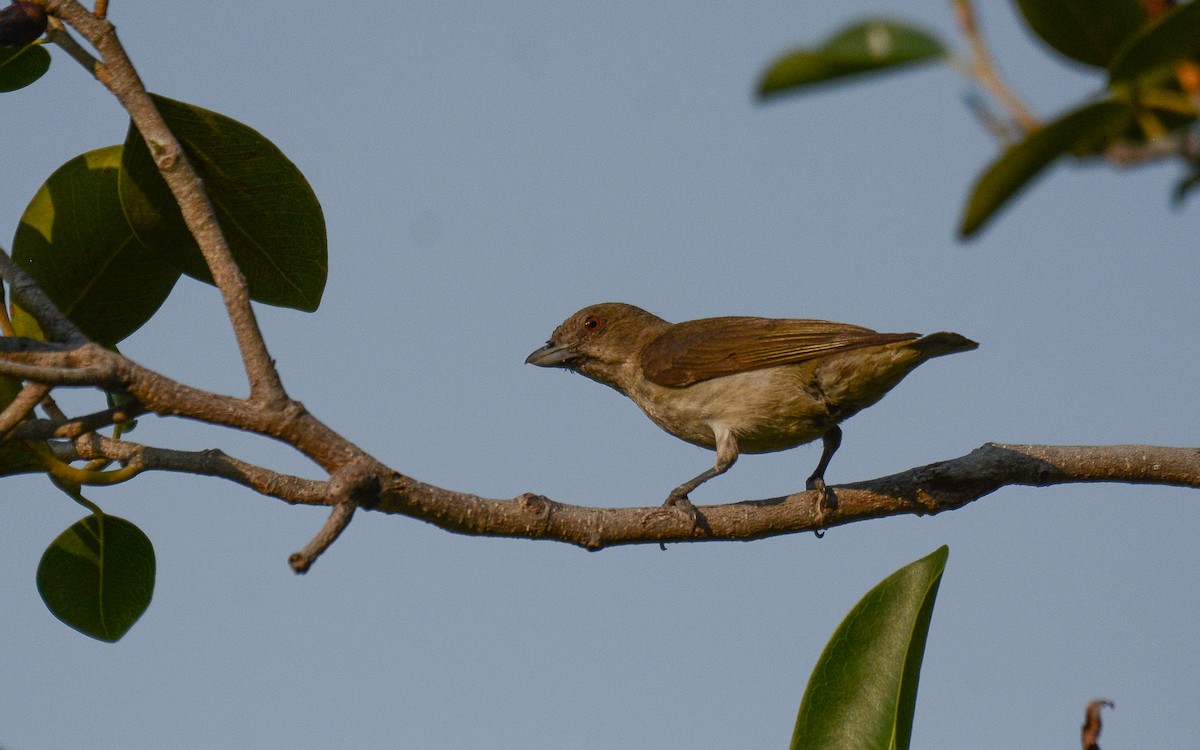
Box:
0;382;51;437
44;17;101;75
951;0;1040;133
61;435;329;504
289;502;355;573
10;398;144;439
288;460;376;572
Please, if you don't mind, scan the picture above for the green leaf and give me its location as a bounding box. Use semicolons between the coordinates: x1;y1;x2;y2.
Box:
37;513;156;642
790;546;949;750
959;100;1135;238
1109;1;1200;85
0;43;49;92
1013;0;1145;68
0;439;44;475
759;20;946;99
119;94;328;311
11;145;182;346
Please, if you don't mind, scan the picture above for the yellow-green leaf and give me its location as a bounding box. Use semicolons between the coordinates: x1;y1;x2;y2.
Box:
12;145;181;346
790;547;948;750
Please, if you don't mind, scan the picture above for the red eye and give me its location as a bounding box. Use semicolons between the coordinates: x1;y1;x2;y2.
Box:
583;315;603;332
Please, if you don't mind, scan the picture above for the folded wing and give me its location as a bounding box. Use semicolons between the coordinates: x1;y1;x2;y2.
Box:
641;316;919;387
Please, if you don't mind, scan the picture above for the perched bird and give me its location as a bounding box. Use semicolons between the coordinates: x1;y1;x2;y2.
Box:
525;302;976;509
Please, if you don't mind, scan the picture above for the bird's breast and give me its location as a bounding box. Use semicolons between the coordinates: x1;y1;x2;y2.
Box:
626;365;834;454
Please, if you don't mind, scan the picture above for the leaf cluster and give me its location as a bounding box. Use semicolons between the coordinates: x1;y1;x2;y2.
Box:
758;0;1200;236
1;36;326;640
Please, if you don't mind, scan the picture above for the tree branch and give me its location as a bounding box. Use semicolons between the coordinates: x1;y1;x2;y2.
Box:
364;444;1200;549
0;382;50;436
60;434;328;505
39;0;287;406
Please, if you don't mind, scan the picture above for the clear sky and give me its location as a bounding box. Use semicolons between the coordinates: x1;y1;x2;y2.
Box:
2;1;1197;747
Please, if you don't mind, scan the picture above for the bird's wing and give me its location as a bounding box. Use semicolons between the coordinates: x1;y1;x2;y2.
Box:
641;317;919;387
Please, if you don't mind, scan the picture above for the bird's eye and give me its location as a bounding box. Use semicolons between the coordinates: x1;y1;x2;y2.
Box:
583;315;604;332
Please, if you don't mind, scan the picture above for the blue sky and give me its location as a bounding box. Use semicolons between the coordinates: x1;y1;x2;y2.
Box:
1;1;1197;747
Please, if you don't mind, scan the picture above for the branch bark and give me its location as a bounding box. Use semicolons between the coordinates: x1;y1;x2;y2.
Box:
365;443;1200;549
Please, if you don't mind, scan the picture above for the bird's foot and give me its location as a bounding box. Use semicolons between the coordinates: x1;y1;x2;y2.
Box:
663;491;695;512
805;475;833;537
660;491;703;545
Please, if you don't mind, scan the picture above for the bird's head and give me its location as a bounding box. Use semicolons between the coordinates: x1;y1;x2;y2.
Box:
525;302;670;391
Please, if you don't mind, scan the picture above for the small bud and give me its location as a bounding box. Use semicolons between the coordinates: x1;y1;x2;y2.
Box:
0;2;48;48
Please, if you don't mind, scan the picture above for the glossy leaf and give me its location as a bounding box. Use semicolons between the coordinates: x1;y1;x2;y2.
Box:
1013;0;1144;68
790;546;948;750
37;513;156;642
1109;1;1200;85
119;94;328;311
0;43;49;92
759;20;946;99
11;145;181;346
959;100;1134;238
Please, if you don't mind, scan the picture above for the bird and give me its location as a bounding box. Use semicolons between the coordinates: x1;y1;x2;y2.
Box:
525;302;976;511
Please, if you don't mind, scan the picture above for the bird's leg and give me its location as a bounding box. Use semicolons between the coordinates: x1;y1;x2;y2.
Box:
664;426;738;511
805;425;842;517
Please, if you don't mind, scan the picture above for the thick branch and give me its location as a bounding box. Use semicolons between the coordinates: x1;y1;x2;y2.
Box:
365;444;1200;550
0;340;363;473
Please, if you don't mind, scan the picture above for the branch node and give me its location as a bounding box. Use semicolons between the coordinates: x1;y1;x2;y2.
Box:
288;460;379;573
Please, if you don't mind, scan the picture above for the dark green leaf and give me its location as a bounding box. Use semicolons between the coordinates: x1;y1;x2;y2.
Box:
790;546;949;750
959;100;1135;238
759;20;946;99
0;43;49;92
37;513;156;642
1013;0;1144;68
12;145;181;346
119;94;328;311
1109;1;1200;85
0;438;44;475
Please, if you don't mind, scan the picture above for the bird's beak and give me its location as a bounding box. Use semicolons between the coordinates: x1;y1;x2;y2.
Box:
525;340;577;367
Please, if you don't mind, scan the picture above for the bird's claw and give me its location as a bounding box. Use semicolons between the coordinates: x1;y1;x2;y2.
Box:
663;491;695;511
661;491;703;542
806;475;833;536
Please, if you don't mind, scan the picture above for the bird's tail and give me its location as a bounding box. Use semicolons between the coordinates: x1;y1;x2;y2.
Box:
911;331;979;359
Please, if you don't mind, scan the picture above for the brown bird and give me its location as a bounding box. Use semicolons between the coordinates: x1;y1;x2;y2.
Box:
525;302;977;509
